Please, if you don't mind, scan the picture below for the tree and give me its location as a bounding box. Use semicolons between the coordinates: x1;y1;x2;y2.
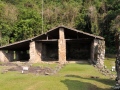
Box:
11;8;42;42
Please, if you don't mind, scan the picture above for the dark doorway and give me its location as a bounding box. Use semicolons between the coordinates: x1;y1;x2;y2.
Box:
42;42;58;61
14;50;29;62
66;41;91;61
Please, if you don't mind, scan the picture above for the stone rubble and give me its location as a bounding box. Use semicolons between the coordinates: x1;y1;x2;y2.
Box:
94;64;116;79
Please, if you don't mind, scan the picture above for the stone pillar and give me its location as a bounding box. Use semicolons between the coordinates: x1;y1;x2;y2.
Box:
0;50;14;62
58;28;66;64
36;42;42;62
90;39;98;63
91;39;105;67
29;41;42;63
0;50;9;62
96;40;105;67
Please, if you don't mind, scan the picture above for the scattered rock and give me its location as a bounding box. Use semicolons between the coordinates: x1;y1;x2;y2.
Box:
94;65;116;79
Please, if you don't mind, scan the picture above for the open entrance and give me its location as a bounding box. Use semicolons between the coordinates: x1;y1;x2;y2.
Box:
0;40;30;62
2;50;30;62
14;50;29;62
42;41;58;61
66;40;91;61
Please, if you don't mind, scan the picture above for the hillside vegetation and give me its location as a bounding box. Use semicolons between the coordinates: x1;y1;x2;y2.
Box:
0;0;120;53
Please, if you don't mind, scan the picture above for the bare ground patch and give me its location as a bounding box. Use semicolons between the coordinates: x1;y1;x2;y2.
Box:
0;62;64;75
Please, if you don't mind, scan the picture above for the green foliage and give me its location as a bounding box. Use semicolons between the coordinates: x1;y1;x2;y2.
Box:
11;8;42;42
0;20;12;45
75;7;87;31
1;0;21;5
0;0;119;54
0;1;4;17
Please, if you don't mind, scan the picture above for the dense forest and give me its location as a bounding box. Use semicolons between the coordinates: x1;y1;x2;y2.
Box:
0;0;120;54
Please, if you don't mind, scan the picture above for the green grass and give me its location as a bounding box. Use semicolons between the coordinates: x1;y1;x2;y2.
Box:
104;58;116;70
0;63;114;90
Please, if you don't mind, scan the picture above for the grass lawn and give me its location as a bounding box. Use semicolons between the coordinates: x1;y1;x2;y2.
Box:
0;62;115;90
104;57;116;70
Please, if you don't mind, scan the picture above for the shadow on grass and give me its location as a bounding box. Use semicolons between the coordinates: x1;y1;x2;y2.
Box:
65;75;114;86
61;75;114;90
61;79;112;90
61;79;111;90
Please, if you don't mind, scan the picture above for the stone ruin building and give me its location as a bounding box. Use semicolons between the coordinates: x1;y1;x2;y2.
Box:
0;26;105;66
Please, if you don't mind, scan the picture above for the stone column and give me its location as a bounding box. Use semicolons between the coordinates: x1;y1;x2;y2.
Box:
91;39;105;67
58;28;66;64
0;50;8;62
36;42;42;62
90;39;98;63
0;50;14;62
96;40;105;67
29;41;42;63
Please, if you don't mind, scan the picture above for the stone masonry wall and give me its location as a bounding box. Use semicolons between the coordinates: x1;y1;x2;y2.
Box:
36;42;42;62
91;39;98;63
29;41;42;63
91;39;105;67
0;50;14;62
96;40;105;67
58;28;66;64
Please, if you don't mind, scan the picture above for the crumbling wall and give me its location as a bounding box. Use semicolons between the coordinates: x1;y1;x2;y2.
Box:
0;50;14;62
29;41;42;63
